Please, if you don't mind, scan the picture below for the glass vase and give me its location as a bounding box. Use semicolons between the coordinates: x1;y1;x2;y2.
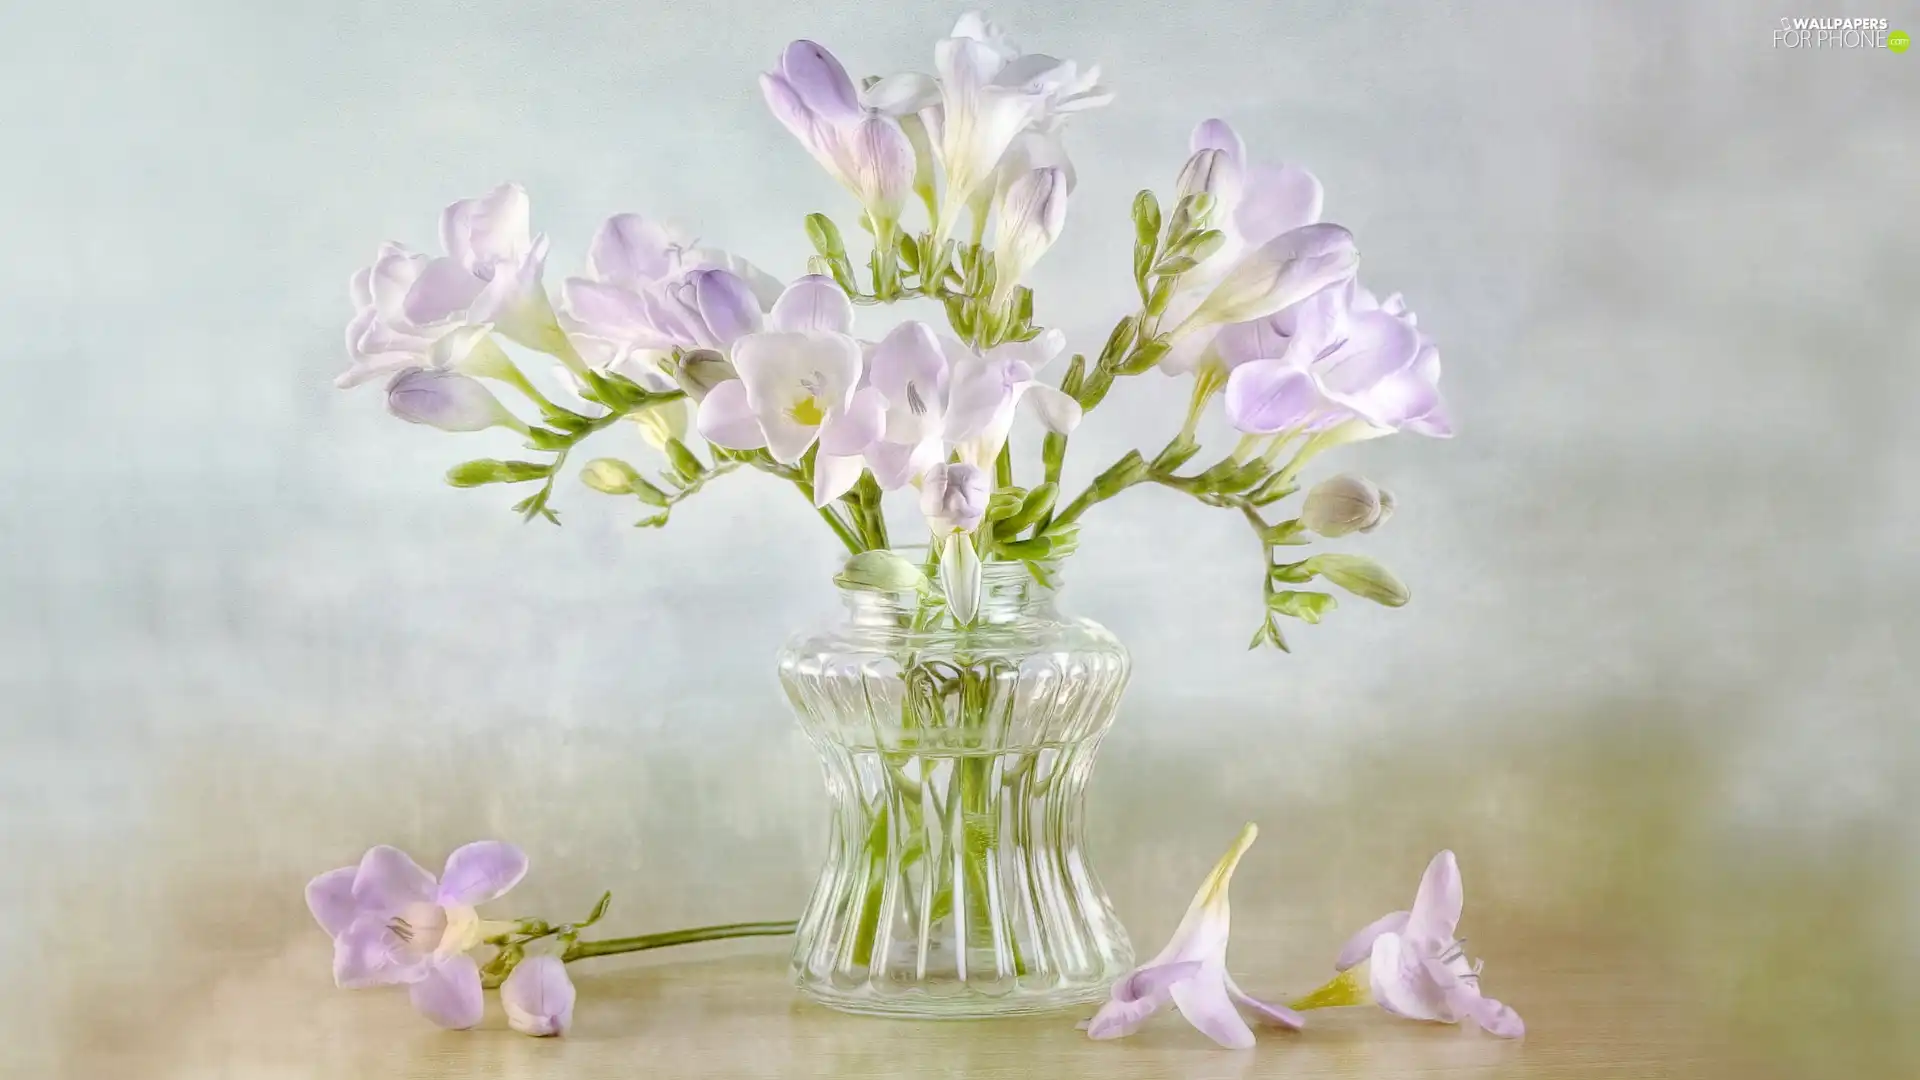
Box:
778;558;1135;1018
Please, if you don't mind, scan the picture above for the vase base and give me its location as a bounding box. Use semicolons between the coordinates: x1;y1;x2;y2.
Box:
795;979;1113;1020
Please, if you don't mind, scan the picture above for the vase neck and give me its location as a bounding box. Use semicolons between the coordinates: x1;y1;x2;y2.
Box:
838;560;1061;626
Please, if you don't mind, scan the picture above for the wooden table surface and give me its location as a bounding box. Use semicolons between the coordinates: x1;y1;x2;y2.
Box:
11;715;1912;1079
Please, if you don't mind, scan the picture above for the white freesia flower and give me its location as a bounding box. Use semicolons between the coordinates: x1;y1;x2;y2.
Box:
866;13;1109;244
694;276;884;505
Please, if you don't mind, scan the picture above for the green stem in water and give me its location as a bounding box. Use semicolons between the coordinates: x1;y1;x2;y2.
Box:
562;920;798;962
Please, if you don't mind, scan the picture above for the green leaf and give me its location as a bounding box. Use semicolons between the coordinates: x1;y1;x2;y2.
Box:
664;439;707;482
1268;590;1337;624
897;231;921;272
446;459;551;487
1305;554;1411;607
1151;254;1201;277
1247;617;1290;653
1262;518;1309;546
1099;316;1139;366
1058;354;1087;399
805;213;846;261
1150;436;1202;474
629;477;671;508
834;550;930;593
1131;189;1162;247
1269;559;1315;585
1119;336;1171;375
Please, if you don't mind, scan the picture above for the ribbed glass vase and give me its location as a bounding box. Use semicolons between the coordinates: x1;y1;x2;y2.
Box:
778;558;1135;1018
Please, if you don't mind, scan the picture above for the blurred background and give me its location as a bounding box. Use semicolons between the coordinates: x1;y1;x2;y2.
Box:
1;1;1914;1076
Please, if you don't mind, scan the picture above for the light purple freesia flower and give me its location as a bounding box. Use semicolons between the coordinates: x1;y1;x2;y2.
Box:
306;841;528;1030
940;328;1082;468
990;166;1069;302
500;955;576;1037
1222;281;1450;439
1084;824;1303;1049
920;461;991;623
1335;850;1524;1039
560;214;784;393
1159;119;1342;376
385;366;527;434
762;41;917;226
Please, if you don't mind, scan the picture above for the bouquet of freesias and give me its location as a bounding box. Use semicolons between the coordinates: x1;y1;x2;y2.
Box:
339;12;1448;647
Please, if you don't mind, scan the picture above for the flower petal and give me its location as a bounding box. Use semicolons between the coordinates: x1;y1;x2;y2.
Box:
409;955;485;1030
305;866;361;938
865;438;937;490
588;213;677;288
778;40;862;124
1464;992;1525;1038
769;275;853;335
436;841;528;906
1367;932;1449;1022
1407;850;1464;944
1169;967;1257;1049
862;72;941;115
1235;164;1324;247
1022;383;1083;434
812;453;866;506
987;327;1066;371
694;379;766;450
1190;118;1246;171
401;257;485;327
561;278;664;345
333;913;426;989
1083;961;1201;1041
463;183;533;268
501;955;577;1037
692;268;765;348
1335;910;1410;971
351;845;437;912
820;387;886;456
868;321;949;407
1225;974;1306;1031
1224;360;1318;434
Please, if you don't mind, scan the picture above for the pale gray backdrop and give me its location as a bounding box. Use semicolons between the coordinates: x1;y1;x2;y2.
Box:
1;1;1914;1076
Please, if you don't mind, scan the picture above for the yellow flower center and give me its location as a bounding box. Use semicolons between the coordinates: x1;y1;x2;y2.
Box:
788;395;826;427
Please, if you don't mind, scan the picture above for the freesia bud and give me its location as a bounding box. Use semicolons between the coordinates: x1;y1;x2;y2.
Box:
991;167;1069;302
1175;148;1240;211
1173;223;1359;338
385;369;525;433
673;348;737;401
1299;474;1393;537
500;955;575;1037
920;462;991;536
849;114;916;226
580;458;641;495
1305;553;1410;607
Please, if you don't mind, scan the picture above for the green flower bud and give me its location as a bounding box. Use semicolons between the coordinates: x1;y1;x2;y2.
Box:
1267;590;1338;624
1305;553;1410;607
446;459;552;487
580;458;641;496
630;398;690;451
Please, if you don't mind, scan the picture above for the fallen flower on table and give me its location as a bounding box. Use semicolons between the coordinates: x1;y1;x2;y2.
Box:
1083;823;1304;1049
306;840;528;1029
500;955;576;1037
307;840;799;1035
1291;849;1524;1038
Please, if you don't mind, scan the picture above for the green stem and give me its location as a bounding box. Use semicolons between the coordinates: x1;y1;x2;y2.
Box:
562;920;798;962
